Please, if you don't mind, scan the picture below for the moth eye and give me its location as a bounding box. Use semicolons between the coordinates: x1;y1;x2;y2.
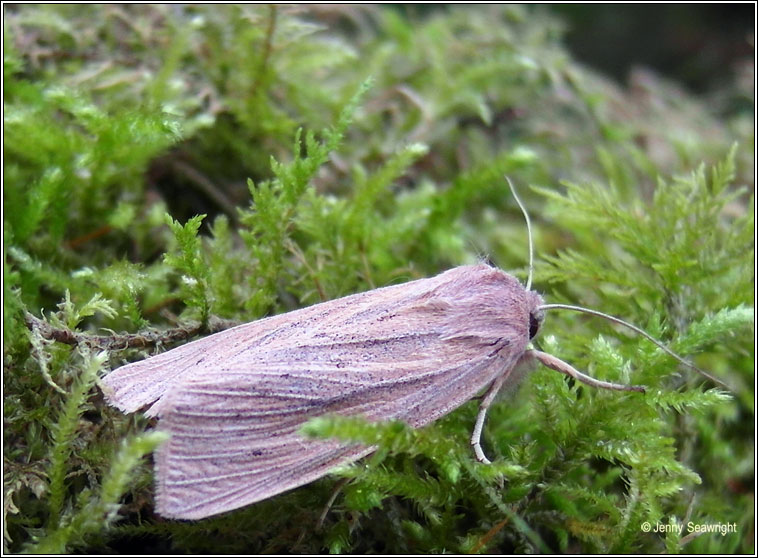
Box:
528;311;542;339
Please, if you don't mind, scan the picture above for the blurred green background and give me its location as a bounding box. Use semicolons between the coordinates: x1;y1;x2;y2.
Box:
553;4;753;93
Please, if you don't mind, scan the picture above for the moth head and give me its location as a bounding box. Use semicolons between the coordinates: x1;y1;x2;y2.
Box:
528;307;544;340
526;290;545;340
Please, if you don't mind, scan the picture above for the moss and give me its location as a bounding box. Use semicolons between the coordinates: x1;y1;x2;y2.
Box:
4;4;753;553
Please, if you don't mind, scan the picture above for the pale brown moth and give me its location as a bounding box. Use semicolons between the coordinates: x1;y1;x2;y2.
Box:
100;178;719;520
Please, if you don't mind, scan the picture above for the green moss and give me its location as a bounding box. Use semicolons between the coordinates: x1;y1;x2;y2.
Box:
4;4;752;554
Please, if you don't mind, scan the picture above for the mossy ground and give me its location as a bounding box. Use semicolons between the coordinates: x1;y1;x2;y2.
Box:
4;5;753;553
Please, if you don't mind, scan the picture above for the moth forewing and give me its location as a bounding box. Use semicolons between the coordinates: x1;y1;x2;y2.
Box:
102;264;542;519
99;320;271;415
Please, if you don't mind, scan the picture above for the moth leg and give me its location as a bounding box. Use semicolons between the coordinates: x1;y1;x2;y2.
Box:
471;351;538;464
470;367;515;464
530;350;646;393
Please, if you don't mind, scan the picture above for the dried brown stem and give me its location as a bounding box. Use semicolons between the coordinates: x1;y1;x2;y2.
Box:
24;312;240;351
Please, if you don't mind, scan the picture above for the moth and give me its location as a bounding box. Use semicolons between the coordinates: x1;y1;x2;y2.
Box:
101;179;715;520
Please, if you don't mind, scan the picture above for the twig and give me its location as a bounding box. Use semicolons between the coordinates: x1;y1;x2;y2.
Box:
251;5;277;97
24;312;241;351
171;160;240;224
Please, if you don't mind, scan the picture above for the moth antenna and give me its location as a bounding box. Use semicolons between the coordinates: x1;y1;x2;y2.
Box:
539;303;732;392
505;176;534;291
